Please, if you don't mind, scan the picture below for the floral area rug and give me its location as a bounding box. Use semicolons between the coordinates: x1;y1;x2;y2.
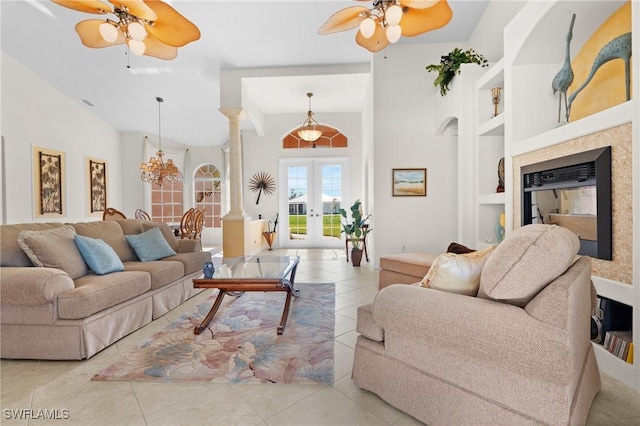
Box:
92;283;335;384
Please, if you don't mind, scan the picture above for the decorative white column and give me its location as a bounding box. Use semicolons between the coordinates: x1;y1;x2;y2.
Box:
219;108;250;257
219;108;248;219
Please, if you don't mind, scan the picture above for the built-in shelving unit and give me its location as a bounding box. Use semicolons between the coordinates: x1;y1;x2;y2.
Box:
474;59;505;247
449;0;638;391
502;0;638;391
448;6;637;388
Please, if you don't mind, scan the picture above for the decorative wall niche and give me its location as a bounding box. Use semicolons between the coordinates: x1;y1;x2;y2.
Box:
568;2;632;122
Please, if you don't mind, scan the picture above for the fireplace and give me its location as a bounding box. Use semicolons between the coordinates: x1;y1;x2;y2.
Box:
521;146;612;260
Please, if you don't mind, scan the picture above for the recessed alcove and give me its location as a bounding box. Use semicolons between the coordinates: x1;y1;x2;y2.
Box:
508;0;629;143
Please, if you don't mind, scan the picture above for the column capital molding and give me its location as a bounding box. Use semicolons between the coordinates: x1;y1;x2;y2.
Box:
219;108;247;120
222;212;251;221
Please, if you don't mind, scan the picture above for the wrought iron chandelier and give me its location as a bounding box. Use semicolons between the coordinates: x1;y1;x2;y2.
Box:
140;97;179;186
298;92;322;143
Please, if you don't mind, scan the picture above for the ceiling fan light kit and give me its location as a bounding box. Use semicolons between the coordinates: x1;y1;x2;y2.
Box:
319;0;452;53
51;0;200;60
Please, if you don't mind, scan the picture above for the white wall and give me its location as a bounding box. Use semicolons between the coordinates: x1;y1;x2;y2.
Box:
1;53;225;251
240;112;363;239
372;43;464;261
1;53;122;224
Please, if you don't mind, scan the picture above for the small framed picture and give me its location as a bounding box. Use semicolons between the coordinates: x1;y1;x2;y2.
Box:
392;168;427;197
86;157;107;216
33;145;65;218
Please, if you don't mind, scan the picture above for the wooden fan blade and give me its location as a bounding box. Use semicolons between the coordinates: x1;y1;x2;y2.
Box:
108;0;157;21
51;0;111;14
400;0;439;9
142;33;178;60
143;0;200;47
355;23;389;52
75;19;125;48
318;6;369;35
400;0;452;37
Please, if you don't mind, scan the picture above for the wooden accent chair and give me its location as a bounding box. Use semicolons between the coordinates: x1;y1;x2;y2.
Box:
179;208;196;239
193;208;205;241
102;207;126;220
134;209;151;221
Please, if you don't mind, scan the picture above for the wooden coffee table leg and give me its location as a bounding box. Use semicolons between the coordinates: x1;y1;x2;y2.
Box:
194;291;225;334
277;288;293;335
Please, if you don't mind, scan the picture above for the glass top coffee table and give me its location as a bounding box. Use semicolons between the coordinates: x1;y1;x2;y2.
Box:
192;255;300;335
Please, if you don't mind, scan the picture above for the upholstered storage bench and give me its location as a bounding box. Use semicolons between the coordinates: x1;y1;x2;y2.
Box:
378;252;438;289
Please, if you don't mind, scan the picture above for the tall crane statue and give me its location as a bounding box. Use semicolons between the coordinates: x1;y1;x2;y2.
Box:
567;32;632;119
552;13;576;124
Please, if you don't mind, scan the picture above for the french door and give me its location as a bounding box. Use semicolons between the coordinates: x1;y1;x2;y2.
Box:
279;158;349;248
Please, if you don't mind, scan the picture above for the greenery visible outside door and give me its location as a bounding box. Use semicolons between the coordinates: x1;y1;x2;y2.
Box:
288;214;342;238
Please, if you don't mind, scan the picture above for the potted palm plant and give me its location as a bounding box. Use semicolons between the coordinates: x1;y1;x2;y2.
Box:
339;200;371;266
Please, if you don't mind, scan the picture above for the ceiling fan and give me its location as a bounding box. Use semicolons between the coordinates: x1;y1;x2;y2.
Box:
318;0;452;53
50;0;200;60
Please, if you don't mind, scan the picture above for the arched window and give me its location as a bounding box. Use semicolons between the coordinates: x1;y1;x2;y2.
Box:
150;173;184;224
194;164;222;228
283;125;347;149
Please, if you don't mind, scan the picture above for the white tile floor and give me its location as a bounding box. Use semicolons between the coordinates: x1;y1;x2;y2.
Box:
1;249;639;425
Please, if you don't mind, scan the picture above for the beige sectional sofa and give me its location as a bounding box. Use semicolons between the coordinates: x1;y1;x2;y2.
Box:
0;219;211;360
354;225;601;425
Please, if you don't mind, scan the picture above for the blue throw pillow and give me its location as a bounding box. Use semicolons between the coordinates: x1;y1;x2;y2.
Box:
74;234;124;275
125;227;177;262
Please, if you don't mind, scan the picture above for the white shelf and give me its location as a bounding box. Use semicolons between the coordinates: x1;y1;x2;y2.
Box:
476;58;504;90
593;344;637;390
511;101;635;156
478;193;506;205
478;114;505;136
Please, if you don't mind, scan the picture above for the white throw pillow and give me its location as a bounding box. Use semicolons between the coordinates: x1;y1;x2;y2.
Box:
419;245;497;296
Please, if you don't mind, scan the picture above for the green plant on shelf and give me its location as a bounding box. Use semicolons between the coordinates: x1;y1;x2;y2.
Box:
426;48;488;96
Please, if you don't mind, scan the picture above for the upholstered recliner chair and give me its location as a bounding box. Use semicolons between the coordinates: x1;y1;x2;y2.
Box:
353;224;601;425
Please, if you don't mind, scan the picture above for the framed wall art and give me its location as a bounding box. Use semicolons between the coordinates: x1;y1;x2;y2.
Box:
33;145;65;218
392;168;427;197
86;157;107;216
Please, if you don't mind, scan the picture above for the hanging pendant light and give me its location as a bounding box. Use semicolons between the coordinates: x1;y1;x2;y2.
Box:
298;92;323;144
140;97;179;187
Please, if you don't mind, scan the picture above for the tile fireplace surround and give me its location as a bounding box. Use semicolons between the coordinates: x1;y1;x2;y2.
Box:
513;123;632;285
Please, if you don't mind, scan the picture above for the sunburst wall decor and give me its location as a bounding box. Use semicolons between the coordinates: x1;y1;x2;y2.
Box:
249;172;275;205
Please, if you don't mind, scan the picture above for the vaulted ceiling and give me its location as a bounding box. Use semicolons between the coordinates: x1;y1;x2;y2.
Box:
1;1;490;146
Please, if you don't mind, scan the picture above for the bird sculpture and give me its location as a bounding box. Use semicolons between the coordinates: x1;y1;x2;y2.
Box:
552;13;576;124
567;32;632;119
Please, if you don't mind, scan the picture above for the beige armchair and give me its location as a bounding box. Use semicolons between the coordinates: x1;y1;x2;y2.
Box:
353;224;601;425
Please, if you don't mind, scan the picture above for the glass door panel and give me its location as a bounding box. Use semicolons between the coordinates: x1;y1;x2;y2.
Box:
319;164;343;244
287;164;310;243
